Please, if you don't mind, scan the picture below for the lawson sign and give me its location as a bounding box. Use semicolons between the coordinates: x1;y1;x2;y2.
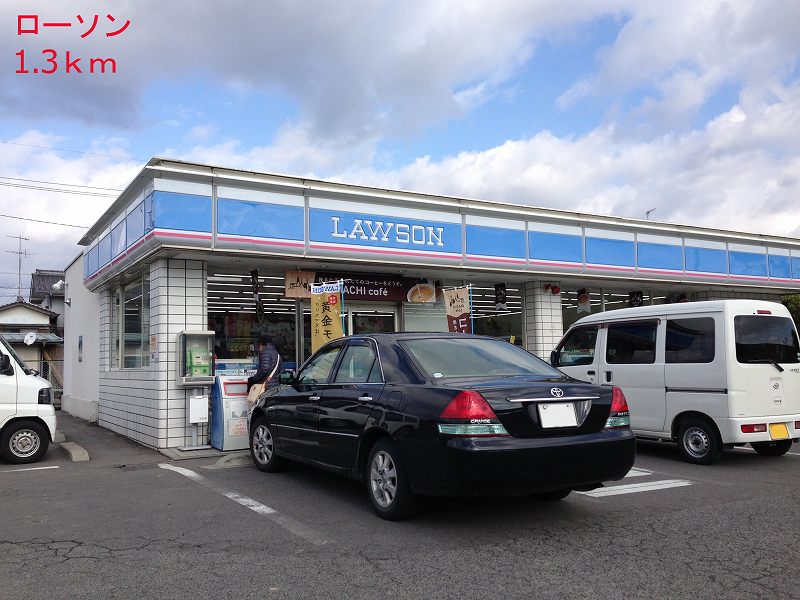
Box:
309;207;462;258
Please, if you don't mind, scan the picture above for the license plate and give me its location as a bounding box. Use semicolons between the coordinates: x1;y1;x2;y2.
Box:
538;402;577;428
769;423;789;440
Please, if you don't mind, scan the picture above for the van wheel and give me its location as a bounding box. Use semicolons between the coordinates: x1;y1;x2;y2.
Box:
1;420;49;464
677;418;722;465
751;440;792;457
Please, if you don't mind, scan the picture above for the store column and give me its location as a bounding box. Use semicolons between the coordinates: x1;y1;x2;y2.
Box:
523;281;564;359
150;258;209;448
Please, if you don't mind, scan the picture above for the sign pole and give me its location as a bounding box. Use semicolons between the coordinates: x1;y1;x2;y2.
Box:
469;284;474;334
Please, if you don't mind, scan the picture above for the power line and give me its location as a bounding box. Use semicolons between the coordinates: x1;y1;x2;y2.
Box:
0;213;90;229
0;176;122;192
1;140;147;162
0;181;117;197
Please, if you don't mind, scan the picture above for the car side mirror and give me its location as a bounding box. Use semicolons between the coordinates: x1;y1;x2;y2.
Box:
549;350;559;367
279;371;294;384
0;354;12;376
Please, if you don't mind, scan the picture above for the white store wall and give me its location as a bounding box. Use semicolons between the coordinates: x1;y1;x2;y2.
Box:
62;256;101;422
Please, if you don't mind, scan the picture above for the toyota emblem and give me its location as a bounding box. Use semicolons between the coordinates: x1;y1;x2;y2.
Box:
550;387;564;398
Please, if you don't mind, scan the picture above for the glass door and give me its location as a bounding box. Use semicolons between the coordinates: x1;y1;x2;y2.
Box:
348;306;398;335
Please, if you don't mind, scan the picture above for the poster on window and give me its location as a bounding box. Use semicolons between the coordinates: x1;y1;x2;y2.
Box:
443;286;472;334
311;281;345;352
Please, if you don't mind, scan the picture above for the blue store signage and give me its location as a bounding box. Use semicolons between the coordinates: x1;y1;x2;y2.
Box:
309;208;462;256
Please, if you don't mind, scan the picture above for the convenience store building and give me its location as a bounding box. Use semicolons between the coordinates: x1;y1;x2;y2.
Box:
61;158;800;449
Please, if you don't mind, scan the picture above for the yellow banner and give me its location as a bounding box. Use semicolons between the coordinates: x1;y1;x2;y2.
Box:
311;282;344;353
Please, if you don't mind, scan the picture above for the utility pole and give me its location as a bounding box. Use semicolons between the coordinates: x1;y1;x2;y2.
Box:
7;235;30;302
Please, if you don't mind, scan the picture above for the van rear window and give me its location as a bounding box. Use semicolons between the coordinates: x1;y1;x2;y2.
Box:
734;316;800;364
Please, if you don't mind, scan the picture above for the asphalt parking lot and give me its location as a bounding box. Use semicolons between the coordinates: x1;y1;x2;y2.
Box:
2;414;799;600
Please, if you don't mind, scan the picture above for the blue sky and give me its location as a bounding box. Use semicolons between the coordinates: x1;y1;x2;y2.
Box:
1;0;799;300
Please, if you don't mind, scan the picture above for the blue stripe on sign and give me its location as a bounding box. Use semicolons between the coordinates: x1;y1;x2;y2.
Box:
529;231;583;263
585;237;634;267
793;257;800;280
126;202;145;246
88;246;98;274
309;208;461;254
685;247;727;274
98;234;112;266
218;198;304;241
637;242;683;271
152;191;212;233
729;251;767;277
768;255;791;279
466;225;525;258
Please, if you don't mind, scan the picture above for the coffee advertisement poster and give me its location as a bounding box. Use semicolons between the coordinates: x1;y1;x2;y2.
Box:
443;286;472;334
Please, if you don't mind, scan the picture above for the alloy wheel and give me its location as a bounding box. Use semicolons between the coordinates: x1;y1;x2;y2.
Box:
370;450;398;508
252;424;273;465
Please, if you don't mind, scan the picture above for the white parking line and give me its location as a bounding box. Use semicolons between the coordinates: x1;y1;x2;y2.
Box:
577;479;692;498
624;468;652;478
158;463;328;545
733;446;800;457
0;465;60;473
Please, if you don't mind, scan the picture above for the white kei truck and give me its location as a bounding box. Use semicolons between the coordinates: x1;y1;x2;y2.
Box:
551;300;800;464
0;335;57;464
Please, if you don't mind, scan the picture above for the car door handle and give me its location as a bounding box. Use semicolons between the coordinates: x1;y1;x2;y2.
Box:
605;371;612;383
309;395;321;401
587;370;596;376
358;395;373;402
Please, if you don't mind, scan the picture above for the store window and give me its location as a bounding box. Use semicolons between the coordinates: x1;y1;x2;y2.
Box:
110;275;150;369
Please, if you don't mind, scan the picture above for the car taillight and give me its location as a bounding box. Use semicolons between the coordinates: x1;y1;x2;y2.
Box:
437;390;509;437
741;424;767;433
795;421;800;430
604;387;630;429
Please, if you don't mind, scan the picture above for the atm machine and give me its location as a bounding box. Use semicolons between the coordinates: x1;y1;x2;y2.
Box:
210;376;251;450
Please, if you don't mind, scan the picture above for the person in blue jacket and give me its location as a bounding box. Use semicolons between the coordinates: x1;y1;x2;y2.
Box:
247;334;282;391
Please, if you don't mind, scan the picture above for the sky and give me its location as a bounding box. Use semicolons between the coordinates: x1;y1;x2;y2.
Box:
1;0;800;303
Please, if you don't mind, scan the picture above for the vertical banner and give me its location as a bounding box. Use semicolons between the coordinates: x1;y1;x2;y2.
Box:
628;291;643;307
444;286;472;334
311;281;345;352
494;283;507;310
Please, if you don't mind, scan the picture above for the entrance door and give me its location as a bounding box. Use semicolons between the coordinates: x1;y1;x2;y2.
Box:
348;306;398;335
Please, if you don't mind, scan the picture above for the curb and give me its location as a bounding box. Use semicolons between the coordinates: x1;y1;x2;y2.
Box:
60;442;90;462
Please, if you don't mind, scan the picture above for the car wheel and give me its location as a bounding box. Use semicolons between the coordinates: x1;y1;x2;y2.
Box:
367;439;418;520
250;418;286;473
531;489;572;501
677;418;722;465
751;440;793;457
1;420;49;464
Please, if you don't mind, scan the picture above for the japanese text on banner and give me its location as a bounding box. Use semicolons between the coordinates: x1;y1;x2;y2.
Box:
310;282;344;352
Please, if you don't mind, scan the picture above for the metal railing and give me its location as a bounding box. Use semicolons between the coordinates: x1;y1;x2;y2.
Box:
30;358;64;404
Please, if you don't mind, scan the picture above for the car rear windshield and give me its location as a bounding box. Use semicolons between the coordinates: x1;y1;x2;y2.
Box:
734;316;800;364
399;337;562;379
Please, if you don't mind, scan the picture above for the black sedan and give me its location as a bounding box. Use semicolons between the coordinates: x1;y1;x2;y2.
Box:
249;333;635;520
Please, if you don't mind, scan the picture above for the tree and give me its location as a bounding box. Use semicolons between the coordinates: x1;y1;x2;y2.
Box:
782;294;800;330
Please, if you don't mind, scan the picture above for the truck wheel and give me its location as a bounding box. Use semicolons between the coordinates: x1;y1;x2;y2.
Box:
677;418;722;465
751;440;792;457
1;420;49;464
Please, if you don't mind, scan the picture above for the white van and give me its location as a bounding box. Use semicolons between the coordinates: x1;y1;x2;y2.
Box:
551;300;800;464
0;336;57;464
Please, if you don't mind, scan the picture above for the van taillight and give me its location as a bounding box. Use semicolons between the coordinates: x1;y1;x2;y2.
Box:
741;424;767;433
795;421;800;430
438;390;510;436
756;310;772;314
604;387;630;429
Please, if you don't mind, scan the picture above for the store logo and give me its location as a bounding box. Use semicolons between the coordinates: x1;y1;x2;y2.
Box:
330;216;444;247
550;388;564;398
